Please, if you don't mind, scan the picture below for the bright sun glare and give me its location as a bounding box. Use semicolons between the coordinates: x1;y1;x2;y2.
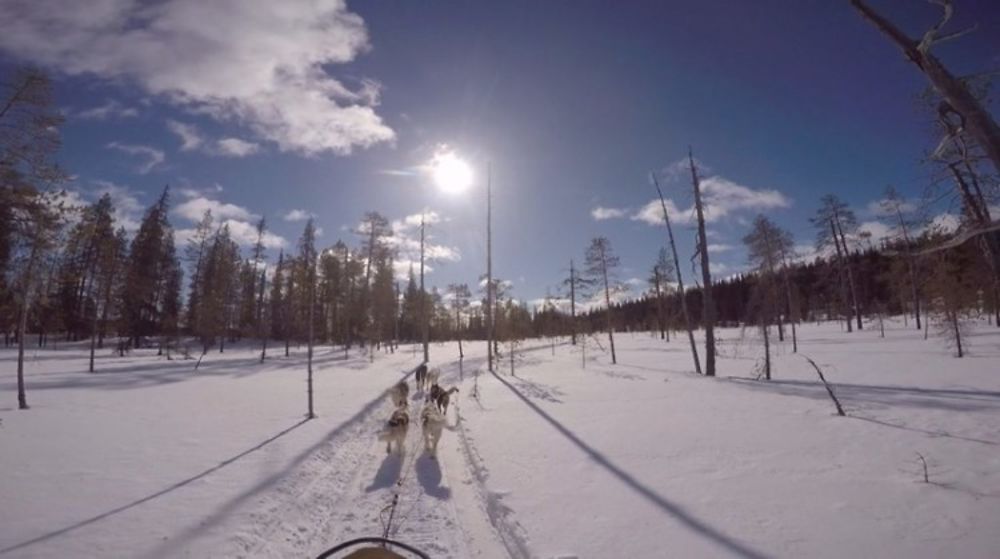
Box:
431;151;473;194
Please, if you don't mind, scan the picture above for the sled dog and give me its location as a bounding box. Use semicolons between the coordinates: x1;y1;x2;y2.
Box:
378;408;409;454
389;380;409;408
421;404;446;458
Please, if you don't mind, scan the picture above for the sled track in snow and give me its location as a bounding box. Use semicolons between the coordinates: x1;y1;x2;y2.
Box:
225;344;560;559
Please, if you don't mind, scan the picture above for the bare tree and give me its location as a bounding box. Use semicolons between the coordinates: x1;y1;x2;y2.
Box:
447;283;471;359
926;253;973;357
562;258;591;346
689;150;716;376
1;68;68;409
584;237;620;364
879;186;923;330
743;216;796;379
850;0;1000;174
651;171;702;375
813;194;862;331
648;248;674;341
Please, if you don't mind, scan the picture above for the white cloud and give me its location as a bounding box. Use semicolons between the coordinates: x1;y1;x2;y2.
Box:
216;137;260;157
167;120;260;157
631;198;688;226
221;219;286;249
590;206;627;221
77;99;138;120
706;243;733;253
283;209;315;222
1;0;395;155
106;142;165;174
173;195;254;222
856;221;895;247
927;213;960;234
166;119;204;151
709;262;730;275
636;162;791;226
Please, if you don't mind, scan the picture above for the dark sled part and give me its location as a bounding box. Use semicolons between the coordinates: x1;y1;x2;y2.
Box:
316;537;431;559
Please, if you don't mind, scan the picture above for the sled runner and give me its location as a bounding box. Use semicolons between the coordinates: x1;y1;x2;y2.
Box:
315;536;431;559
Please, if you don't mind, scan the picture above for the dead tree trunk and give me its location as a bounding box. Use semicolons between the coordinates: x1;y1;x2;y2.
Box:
652;172;701;375
690;149;716;376
850;0;1000;175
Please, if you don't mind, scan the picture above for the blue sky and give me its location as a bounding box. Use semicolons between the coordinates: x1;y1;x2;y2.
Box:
2;0;998;306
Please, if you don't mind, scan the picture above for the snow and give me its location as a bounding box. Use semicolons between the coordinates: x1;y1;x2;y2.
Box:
2;320;999;558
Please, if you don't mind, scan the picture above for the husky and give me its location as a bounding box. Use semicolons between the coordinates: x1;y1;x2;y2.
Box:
428;383;444;405
378;408;409;454
414;363;428;391
427;368;440;388
435;387;459;415
389;380;409;408
421;404;446;458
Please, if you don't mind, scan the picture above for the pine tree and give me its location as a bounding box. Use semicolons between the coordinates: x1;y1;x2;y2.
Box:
122;187;179;347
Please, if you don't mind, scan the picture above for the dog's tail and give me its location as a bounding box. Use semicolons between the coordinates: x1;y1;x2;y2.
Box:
447;387;459;394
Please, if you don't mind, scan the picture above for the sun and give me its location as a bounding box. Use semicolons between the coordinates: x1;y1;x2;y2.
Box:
430;150;473;194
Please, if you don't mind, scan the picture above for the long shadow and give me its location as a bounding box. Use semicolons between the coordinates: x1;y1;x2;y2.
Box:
366;452;404;492
0;417;309;556
725;377;1000;413
145;361;424;558
416;454;451;500
852;415;999;446
489;371;770;559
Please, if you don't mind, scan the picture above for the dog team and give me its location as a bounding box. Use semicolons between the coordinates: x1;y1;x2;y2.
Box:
378;362;458;459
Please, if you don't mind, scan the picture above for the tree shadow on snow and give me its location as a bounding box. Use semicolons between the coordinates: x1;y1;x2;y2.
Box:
0;417;309;557
416;454;451;500
367;451;404;492
726;377;1000;414
488;370;771;559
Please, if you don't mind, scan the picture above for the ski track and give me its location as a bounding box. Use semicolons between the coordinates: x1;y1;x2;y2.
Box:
219;351;541;559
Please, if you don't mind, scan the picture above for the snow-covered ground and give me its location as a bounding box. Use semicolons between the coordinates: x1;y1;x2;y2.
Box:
2;320;999;558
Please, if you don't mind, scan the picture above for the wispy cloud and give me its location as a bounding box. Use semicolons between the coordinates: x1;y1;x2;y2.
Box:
2;0;394;155
173;196;254;223
283;209;315;222
216;137;260;157
590;206;628;221
106;142;165;174
166;120;204;151
167;120;261;157
706;243;734;253
76;99;138;120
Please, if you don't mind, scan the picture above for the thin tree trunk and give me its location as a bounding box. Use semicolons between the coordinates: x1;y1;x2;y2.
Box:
830;220;853;332
307;266;315;419
689;150;716;376
420;214;429;364
762;323;771;380
651;172;701;375
602;255;617;365
951;310;963;358
834;217;862;330
569;259;577;346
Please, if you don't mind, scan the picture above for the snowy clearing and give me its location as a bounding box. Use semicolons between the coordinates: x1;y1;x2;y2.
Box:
2;320;1000;558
